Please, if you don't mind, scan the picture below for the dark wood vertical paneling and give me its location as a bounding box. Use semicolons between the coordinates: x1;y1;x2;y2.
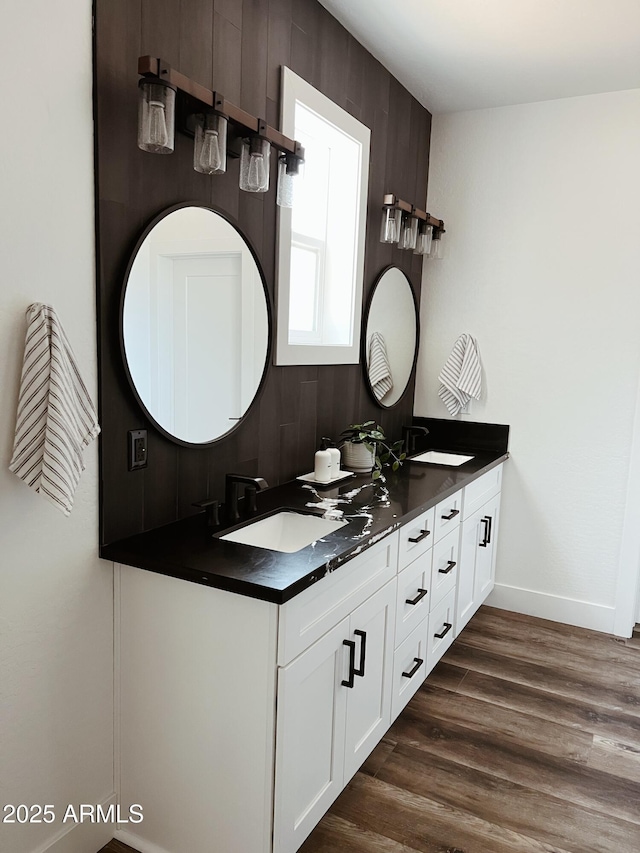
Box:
178;0;214;85
95;0;432;544
318;11;349;109
240;0;269;117
141;0;181;64
267;0;292;103
214;0;242;29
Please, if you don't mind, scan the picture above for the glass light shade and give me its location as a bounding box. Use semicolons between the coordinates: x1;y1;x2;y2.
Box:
276;155;297;207
398;213;418;251
137;79;176;154
193;112;227;174
413;223;433;255
429;234;445;259
239;137;271;193
380;207;401;243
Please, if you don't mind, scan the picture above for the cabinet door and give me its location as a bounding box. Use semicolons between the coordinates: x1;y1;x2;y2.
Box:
457;492;501;635
273;616;350;853
474;492;501;604
343;580;396;783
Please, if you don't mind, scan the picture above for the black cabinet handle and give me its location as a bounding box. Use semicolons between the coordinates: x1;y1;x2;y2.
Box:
405;588;428;606
341;640;356;688
402;657;424;679
479;515;492;547
434;622;452;639
354;629;367;677
408;528;431;544
441;508;460;521
438;560;456;575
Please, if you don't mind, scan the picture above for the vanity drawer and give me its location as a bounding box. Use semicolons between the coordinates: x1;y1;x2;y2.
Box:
433;491;462;543
398;507;435;570
277;531;399;666
427;587;456;674
391;617;428;722
463;464;503;520
395;551;431;649
430;527;460;610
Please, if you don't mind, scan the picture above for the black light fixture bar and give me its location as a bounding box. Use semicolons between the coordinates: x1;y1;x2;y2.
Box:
138;56;305;164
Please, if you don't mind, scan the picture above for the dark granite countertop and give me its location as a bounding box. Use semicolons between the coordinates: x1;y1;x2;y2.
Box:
101;443;508;605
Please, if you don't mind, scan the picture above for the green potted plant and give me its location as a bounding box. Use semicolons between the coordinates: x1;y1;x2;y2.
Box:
339;421;406;478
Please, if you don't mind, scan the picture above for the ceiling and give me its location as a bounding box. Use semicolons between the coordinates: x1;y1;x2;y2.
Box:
318;0;640;113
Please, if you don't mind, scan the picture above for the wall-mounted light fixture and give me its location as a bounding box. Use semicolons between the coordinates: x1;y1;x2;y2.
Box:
137;57;304;206
428;226;446;259
193;108;228;175
138;77;176;154
379;193;445;257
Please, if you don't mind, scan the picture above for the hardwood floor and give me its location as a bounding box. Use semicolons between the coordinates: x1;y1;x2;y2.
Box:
99;606;640;853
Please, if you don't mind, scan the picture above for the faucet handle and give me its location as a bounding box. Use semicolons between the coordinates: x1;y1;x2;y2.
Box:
192;499;220;528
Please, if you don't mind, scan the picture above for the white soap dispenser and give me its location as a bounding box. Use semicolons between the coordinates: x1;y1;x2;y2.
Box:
323;437;341;479
314;439;332;484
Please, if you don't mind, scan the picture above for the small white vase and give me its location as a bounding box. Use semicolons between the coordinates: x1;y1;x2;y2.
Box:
341;441;375;473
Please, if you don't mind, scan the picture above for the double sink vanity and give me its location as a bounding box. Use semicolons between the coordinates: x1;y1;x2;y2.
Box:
105;429;507;853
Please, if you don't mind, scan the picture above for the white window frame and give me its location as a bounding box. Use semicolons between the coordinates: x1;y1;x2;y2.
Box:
276;67;370;365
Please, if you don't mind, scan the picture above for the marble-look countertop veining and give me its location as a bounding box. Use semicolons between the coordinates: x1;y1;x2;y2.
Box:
102;449;508;604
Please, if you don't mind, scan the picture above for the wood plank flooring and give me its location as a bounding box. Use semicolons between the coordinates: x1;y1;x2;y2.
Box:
99;606;640;853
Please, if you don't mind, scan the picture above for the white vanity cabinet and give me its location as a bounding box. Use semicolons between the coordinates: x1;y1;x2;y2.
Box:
115;462;505;853
273;533;398;851
456;465;503;635
273;579;396;852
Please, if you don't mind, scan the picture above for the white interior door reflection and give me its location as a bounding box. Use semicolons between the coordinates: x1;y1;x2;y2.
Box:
168;254;241;442
122;206;269;445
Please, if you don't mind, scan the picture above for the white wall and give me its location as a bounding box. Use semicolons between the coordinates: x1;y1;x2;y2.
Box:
416;89;640;633
0;3;115;852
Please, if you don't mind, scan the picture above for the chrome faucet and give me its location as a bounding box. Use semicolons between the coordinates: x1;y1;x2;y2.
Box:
402;425;430;456
225;474;269;523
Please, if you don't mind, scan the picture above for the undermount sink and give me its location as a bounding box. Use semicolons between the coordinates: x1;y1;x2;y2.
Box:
411;450;475;467
219;511;347;553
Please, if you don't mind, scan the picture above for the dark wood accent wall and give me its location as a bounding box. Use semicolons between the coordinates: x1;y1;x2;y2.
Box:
95;0;432;545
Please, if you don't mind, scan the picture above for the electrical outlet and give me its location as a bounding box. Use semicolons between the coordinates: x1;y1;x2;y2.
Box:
128;429;148;470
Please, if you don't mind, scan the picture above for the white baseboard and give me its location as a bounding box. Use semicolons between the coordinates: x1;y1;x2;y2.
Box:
487;583;616;635
36;793;116;853
115;828;172;853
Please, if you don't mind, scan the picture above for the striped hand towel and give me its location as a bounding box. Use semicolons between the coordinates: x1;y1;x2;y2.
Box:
438;334;482;416
368;331;393;401
9;303;100;516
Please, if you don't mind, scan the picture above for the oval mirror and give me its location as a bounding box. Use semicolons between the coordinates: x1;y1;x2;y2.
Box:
363;266;419;408
121;204;270;445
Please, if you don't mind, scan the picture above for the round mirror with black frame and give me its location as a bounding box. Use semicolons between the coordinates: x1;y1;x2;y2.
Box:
362;266;420;408
120;203;271;446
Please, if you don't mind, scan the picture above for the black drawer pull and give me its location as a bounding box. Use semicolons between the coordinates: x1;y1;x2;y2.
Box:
402;657;424;679
406;588;428;606
408;528;431;544
341;639;356;688
441;508;460;521
479;515;492;547
434;622;452;639
354;629;367;677
438;560;456;575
